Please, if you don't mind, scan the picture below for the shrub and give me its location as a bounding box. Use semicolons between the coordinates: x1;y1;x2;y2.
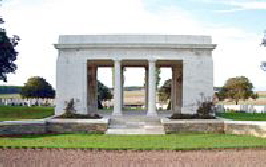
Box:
169;113;215;119
169;101;215;119
197;101;214;116
56;113;102;119
56;99;102;119
65;98;76;116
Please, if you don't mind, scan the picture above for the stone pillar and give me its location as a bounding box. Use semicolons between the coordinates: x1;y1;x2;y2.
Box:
95;65;99;112
171;65;177;112
145;67;148;110
175;65;182;113
87;64;97;113
120;66;124;111
113;60;122;115
181;60;194;114
147;60;157;116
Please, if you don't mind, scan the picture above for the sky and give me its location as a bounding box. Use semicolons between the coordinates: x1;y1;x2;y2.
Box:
1;0;266;90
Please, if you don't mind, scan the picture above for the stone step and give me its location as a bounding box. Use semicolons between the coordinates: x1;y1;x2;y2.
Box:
105;129;165;134
107;117;165;134
109;121;161;126
143;125;165;130
110;117;161;122
108;125;144;129
108;125;164;129
109;118;161;125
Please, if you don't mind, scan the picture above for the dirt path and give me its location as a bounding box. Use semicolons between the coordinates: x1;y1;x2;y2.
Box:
1;148;266;167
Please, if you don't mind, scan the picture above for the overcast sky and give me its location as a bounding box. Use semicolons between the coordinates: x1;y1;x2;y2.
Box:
1;0;266;90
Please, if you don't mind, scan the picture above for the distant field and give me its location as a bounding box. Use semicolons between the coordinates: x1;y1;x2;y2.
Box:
216;98;266;105
0;94;21;99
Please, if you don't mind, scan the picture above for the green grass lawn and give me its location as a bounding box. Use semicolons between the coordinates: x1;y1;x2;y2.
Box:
217;113;266;121
0;133;266;150
0;106;54;121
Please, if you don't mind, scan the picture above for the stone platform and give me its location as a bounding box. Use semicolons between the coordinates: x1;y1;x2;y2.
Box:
106;116;165;134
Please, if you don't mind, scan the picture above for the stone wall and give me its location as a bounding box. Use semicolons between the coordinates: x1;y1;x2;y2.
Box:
162;118;224;134
0;121;47;135
224;121;266;138
0;118;109;135
46;118;109;134
162;118;266;138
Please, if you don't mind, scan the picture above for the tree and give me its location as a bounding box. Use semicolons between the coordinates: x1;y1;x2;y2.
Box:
159;79;171;102
261;30;266;71
0;17;20;82
215;76;258;105
159;79;172;109
97;80;112;109
97;80;112;102
20;76;55;99
261;30;266;47
156;68;161;88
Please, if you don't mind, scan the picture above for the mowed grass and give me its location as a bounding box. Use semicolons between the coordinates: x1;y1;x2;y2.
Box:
217;113;266;121
0;106;54;121
0;133;266;150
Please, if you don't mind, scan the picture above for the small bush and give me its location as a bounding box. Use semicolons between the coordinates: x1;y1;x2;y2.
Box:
228;110;236;113
94;114;100;118
197;101;213;116
169;101;216;119
56;98;102;119
56;113;102;119
169;113;215;119
236;110;246;113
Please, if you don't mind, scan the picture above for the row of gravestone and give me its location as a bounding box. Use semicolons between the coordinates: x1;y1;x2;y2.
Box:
215;105;266;114
0;98;55;107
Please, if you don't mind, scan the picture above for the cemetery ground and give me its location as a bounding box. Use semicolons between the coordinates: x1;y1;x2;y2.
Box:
1;133;266;150
1;105;266;121
1;106;266;150
217;112;266;121
0;106;54;121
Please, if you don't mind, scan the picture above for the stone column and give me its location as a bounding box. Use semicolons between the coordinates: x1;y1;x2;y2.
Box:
175;65;182;114
87;64;97;113
147;60;157;116
113;59;122;115
120;65;124;111
95;66;99;112
181;60;197;114
145;67;148;110
81;61;88;114
171;65;177;112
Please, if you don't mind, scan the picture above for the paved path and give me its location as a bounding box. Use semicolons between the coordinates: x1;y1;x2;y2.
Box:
1;149;266;167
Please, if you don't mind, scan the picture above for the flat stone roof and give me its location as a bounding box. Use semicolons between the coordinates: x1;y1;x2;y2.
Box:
58;34;212;45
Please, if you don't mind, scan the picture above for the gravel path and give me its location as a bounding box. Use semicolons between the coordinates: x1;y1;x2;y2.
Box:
1;148;266;167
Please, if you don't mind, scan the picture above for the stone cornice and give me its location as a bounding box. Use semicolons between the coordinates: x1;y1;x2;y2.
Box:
54;43;217;50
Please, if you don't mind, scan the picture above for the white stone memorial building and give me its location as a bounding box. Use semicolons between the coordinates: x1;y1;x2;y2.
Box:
54;35;216;116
